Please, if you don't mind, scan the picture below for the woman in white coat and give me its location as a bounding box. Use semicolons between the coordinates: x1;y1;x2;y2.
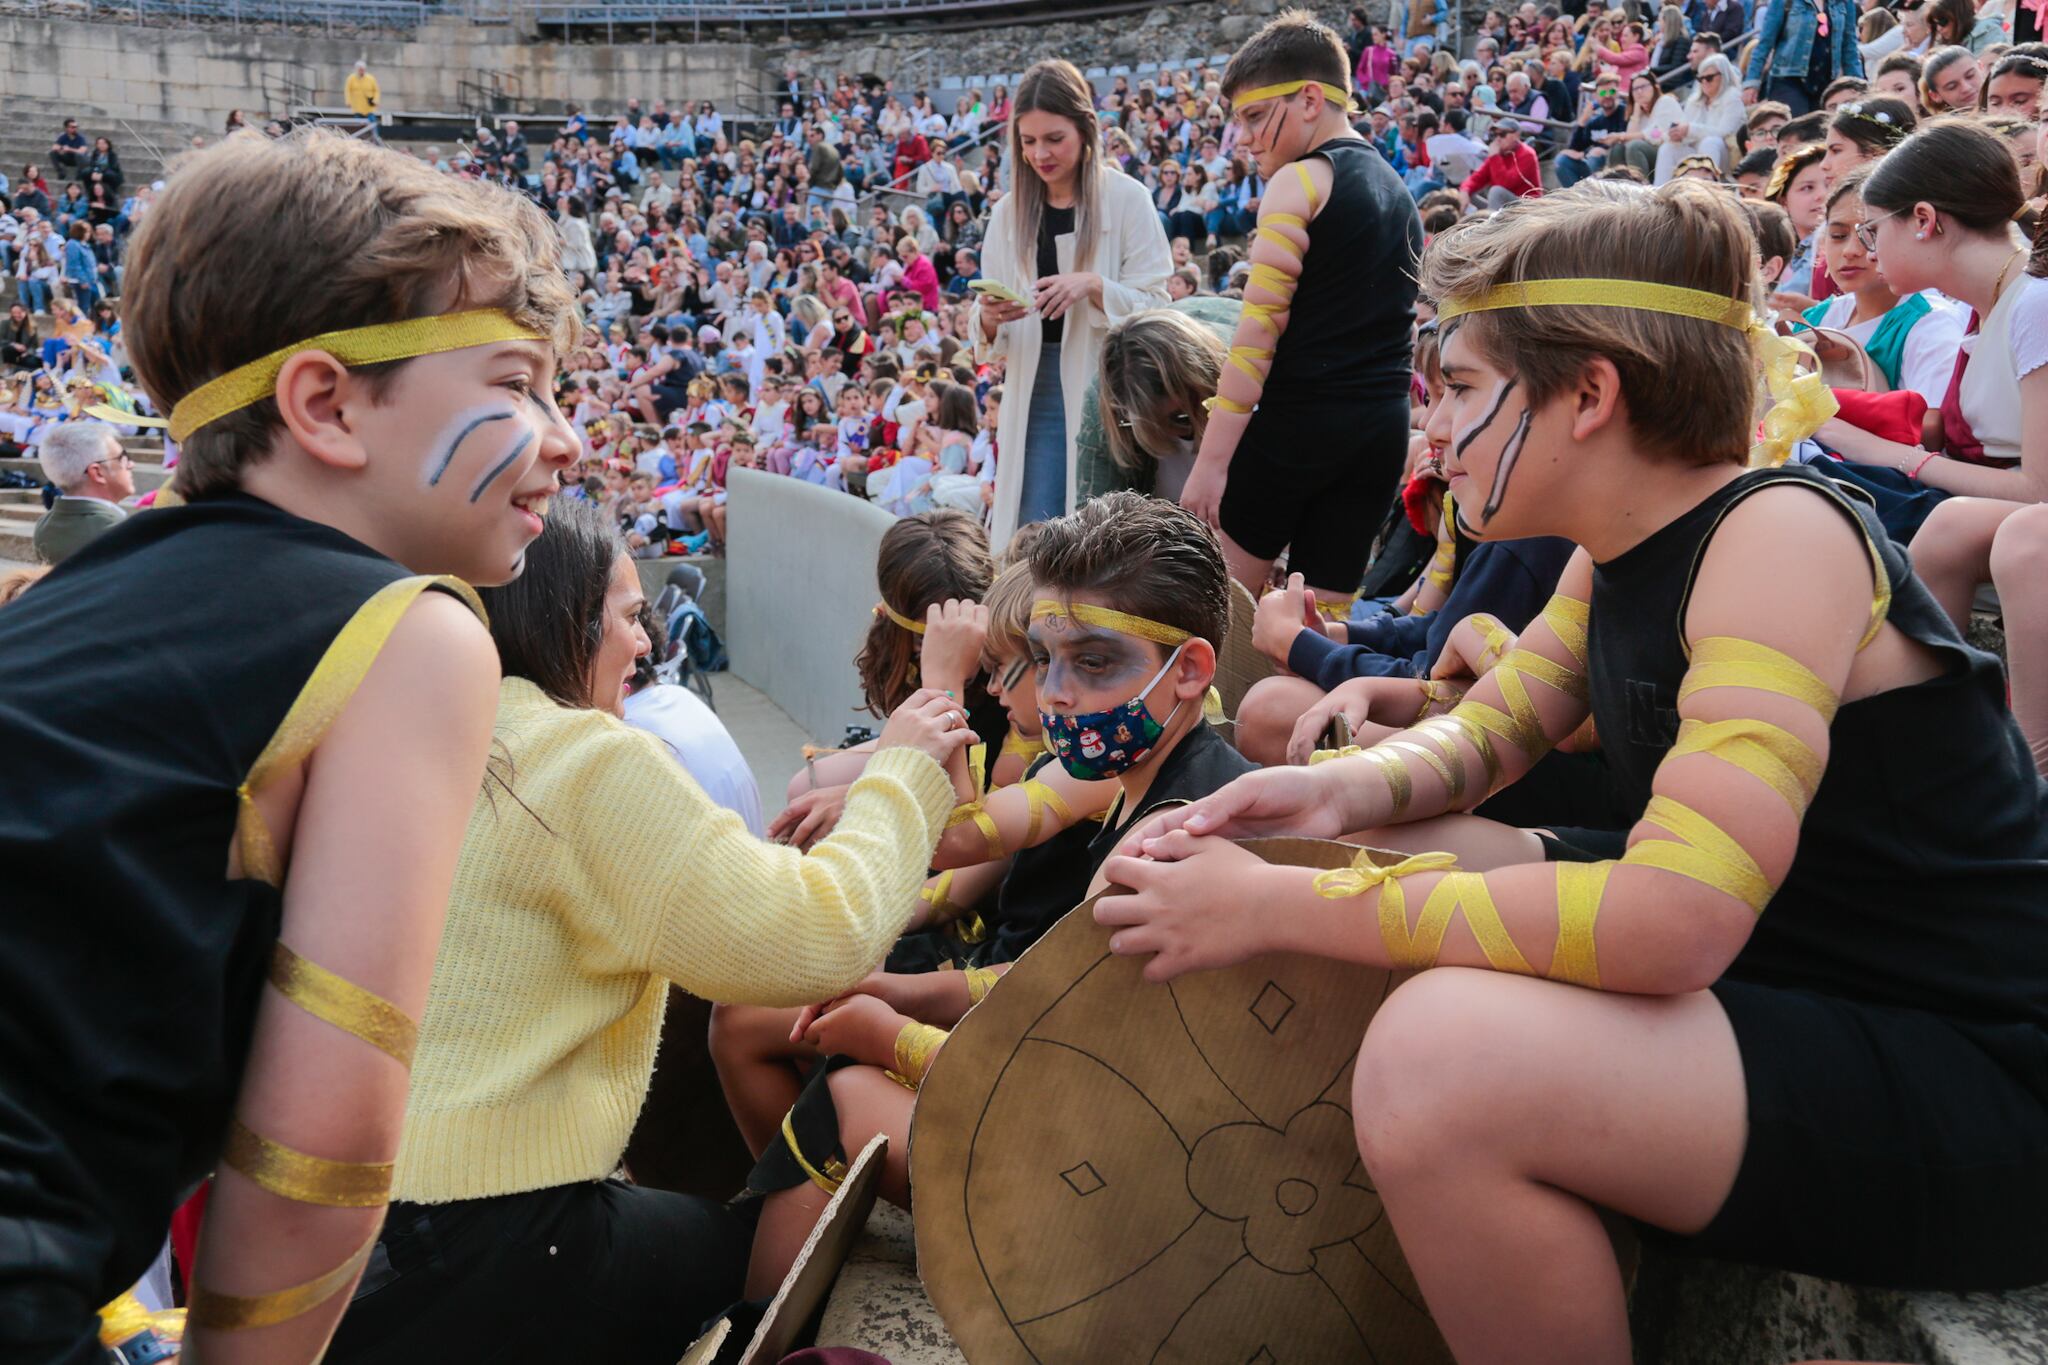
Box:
1654;54;1747;182
971;59;1172;548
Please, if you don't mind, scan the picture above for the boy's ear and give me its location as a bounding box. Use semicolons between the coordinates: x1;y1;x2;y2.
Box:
272;349;373;473
1567;354;1626;445
1173;637;1218;700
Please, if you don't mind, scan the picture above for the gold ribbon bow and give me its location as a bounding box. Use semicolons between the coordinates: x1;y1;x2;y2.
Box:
1749;323;1838;468
1312;848;1461;900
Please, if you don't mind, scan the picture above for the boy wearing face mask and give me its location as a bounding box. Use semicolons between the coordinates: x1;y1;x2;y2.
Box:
735;493;1253;1299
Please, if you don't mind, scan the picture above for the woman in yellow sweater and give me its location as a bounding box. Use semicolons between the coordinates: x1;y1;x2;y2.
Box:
325;498;971;1364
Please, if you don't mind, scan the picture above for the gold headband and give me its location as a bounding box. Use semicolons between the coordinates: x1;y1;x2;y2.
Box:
167;309;547;443
1435;277;1835;468
1229;77;1362;112
1031;599;1192;647
875;602;926;634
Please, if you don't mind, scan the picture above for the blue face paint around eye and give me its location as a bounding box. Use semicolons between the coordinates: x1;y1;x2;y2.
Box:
1039;644;1185;781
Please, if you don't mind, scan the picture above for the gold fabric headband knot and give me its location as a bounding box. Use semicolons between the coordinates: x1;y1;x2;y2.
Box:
167;309;547;443
1434;277;1836;467
1031;599;1192;647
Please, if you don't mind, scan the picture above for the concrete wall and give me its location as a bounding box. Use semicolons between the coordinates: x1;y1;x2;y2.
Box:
725;466;892;746
0;14;759;132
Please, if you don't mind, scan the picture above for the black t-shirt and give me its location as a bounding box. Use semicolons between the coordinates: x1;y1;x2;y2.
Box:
1259;138;1422;404
1037;204;1075;346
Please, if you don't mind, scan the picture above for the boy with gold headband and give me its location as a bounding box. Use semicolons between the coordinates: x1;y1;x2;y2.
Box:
738;492;1254;1299
1176;10;1423;616
1101;182;2048;1359
0;130;581;1363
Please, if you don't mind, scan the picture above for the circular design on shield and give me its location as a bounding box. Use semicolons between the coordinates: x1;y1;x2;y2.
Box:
909;837;1455;1365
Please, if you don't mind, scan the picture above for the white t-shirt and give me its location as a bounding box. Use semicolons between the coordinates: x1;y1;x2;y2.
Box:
1807;291;1968;406
1424;131;1487;185
622;684;765;836
1960;273;2044;465
2008;273;2048;383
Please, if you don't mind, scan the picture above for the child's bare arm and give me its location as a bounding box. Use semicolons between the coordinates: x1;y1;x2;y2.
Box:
932;763;1119;869
1178;158;1329;527
187;593;497;1363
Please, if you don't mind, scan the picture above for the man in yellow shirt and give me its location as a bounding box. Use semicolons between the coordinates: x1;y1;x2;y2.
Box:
345;59;382;141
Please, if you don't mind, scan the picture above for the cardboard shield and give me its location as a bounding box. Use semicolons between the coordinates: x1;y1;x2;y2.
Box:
910;838;1453;1365
678;1134;889;1365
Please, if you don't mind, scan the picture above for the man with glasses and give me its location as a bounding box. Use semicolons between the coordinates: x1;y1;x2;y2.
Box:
32;420;130;565
1557;75;1634;187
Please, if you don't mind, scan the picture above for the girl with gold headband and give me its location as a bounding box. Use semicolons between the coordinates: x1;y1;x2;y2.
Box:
1097;180;2048;1361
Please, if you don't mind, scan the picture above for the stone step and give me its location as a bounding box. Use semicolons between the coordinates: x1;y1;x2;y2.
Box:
0;526;34;563
0;504;43;527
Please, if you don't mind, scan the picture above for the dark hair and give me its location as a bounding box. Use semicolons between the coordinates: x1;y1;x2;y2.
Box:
856;508;994;715
475;496;624;710
1734;147;1780;181
1828;97;1916;153
1220;9;1352;102
1776;110;1830;146
1861;116;2024;234
1925;0;1975;41
632;600;665;690
1820;76;1870;104
1028;491;1230;650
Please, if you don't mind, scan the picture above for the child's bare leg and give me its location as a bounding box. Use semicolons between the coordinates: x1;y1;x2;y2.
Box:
708;1002;814;1158
1217;526;1277;596
1236;675;1334;766
1354;970;1746;1365
743;1065;914;1299
1911;496;2011;629
1344;811;1549;865
1991;502;2048;773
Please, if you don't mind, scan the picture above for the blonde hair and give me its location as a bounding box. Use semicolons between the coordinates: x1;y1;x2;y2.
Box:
124;129;580;499
1006;61;1104;281
1420;182;1762;465
983;560;1036;656
1101;308;1227;470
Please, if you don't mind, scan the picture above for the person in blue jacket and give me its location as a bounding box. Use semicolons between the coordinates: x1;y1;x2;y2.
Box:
1743;0;1864;114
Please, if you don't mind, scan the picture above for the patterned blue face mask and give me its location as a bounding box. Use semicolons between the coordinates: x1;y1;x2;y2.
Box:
1040;644;1185;781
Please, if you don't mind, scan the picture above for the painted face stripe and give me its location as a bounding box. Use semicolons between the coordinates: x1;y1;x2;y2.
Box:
468;428;535;504
1454;376;1518;459
428;410;515;486
1478;409;1534;525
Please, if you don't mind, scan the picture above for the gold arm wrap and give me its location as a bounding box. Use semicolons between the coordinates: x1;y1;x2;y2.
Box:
1551;862;1610;989
185;1229;378;1332
1387;739;1465;803
921;869;958;923
221;1120;393;1209
1419;496;1459;602
1467;613;1514;673
1678;637;1840;724
1540;595;1590;666
1293;160;1322;214
1623;794;1773;913
1415;713;1504;793
891;1022;950;1089
1254;223;1305;258
965;965;1001;1004
999;727;1048;764
947;800;1005;862
1670;717;1824;818
1019;778;1075;846
1448;637;1585;785
269;943;418;1067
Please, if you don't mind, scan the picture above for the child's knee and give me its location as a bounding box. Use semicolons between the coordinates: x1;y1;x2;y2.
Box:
1991;504;2048;593
1236;677;1309;764
1352;969;1509;1173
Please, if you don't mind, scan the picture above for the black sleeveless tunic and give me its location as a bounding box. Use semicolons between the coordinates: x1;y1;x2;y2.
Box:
0;493;475;1351
1574;464;2048;1288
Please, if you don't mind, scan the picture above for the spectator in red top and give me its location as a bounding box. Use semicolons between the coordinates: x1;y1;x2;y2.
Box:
1460;122;1543;209
897;235;941;312
893;129;932;183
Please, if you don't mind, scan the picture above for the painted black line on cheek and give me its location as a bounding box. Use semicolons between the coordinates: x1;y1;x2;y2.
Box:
468;428;536;504
428;410;515;486
1455;376;1518;459
1479;408;1534;525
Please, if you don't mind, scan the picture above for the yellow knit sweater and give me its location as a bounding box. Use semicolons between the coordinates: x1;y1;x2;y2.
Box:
393;677;955;1203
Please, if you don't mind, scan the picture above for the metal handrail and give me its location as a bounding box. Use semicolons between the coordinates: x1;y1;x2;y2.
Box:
853;115;1004;216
